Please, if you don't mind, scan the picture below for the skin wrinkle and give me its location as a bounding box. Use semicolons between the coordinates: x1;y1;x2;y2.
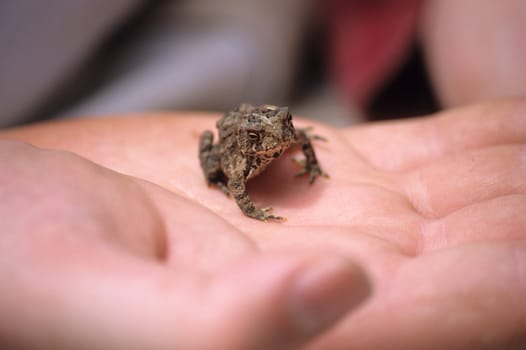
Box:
413;216;431;256
131;179;174;262
275;222;415;257
346;224;420;258
329;184;410;222
420;194;526;253
401;143;526;223
420;216;448;252
401;167;435;218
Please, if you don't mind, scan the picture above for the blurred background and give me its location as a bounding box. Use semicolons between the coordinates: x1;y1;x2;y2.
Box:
1;0;525;128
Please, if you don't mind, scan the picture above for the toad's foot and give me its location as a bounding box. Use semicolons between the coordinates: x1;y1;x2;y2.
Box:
297;127;328;142
292;158;329;184
229;179;287;222
249;207;286;223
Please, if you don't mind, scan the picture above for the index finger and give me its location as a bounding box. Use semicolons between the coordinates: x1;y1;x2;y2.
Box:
344;98;526;171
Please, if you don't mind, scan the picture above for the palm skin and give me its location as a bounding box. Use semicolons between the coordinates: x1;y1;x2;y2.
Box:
1;99;525;349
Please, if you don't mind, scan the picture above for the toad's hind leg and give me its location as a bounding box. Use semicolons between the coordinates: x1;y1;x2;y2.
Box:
199;131;229;195
228;177;285;222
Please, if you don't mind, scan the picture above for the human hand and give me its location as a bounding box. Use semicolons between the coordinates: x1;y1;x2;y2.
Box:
0;140;369;350
2;98;525;349
421;0;526;107
323;0;526;110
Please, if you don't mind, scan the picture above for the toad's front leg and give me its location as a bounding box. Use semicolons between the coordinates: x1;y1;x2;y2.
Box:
227;177;285;222
294;129;329;183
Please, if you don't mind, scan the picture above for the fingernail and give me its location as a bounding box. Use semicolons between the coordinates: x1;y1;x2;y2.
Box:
288;257;370;335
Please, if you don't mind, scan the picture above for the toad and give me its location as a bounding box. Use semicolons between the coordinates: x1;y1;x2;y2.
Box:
199;103;327;222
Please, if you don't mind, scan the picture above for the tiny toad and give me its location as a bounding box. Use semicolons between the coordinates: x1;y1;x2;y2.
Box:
199;103;327;222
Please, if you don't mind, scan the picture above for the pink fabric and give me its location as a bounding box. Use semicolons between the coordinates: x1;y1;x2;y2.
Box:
324;0;422;108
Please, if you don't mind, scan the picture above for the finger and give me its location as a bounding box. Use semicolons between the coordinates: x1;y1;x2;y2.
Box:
421;0;526;107
0;249;370;350
401;144;526;218
0;139;166;260
422;194;526;251
308;242;526;349
211;252;371;350
344;98;526;171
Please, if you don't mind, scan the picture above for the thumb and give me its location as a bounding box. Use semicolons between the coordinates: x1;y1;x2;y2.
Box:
0;250;369;350
205;252;371;350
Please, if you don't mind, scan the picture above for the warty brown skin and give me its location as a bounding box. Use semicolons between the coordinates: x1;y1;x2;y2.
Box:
199;103;327;222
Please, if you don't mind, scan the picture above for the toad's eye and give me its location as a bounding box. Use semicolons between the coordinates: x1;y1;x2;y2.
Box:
247;132;259;141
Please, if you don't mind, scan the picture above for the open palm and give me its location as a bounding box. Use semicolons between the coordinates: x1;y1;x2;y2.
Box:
3;99;525;349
